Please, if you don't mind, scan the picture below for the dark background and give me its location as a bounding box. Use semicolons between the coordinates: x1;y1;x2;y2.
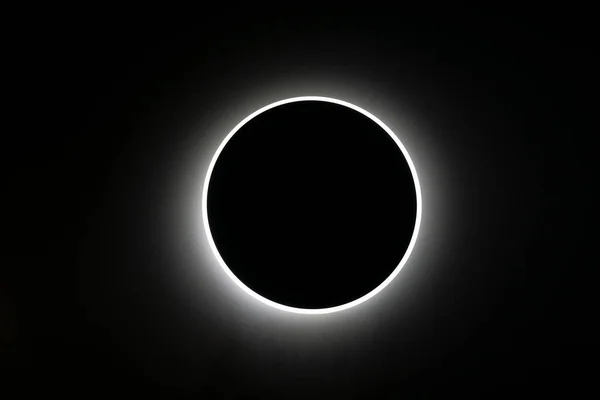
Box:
4;7;591;398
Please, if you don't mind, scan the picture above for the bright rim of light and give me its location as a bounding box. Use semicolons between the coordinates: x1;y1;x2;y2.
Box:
202;96;422;315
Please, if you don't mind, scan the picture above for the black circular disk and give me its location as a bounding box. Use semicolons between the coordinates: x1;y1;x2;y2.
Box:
206;99;418;310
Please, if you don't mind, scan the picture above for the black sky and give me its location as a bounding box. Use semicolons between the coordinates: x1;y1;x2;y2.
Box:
4;8;592;398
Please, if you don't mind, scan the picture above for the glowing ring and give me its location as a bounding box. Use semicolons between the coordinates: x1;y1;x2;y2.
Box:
202;96;422;314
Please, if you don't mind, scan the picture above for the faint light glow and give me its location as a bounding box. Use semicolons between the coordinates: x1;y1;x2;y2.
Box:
202;96;422;315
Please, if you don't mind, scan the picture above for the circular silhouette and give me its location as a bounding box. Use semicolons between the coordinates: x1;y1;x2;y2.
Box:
204;97;420;313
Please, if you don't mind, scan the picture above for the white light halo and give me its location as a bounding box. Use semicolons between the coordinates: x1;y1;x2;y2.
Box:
202;96;422;315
